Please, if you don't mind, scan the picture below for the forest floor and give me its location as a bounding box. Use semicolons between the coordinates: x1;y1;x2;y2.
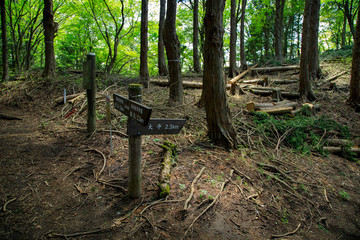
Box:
1;63;360;240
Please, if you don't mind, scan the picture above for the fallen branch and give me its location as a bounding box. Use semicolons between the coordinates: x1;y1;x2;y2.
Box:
97;179;126;193
184;170;233;236
320;71;347;85
84;148;107;181
0;113;22;120
184;167;206;209
251;65;299;75
50;227;111;238
246;101;298;112
271;223;301;238
150;79;232;90
323;146;360;154
2;198;16;212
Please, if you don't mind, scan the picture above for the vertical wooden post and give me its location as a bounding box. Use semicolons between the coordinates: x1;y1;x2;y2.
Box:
128;84;143;198
86;53;96;135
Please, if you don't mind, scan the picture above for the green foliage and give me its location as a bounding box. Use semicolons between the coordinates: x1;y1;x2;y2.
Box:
251;106;350;154
339;190;350;201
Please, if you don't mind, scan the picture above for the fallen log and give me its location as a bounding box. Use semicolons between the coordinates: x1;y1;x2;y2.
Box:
228;64;258;85
327;139;353;146
150;79;232;90
271;79;298;84
320;71;347;85
250;65;300;75
256;107;293;115
55;92;84;105
249;89;300;100
246;101;298;112
158;142;176;199
323;146;360;154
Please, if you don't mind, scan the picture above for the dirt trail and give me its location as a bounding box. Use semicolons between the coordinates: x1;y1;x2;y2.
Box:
1;77;360;240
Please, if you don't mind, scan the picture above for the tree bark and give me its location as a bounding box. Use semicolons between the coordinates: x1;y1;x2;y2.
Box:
274;0;285;63
229;0;238;78
164;0;183;104
348;10;360;109
240;0;247;70
0;0;8;81
43;0;56;78
308;0;321;80
140;0;150;88
193;0;202;73
158;0;168;76
299;0;316;101
203;0;237;149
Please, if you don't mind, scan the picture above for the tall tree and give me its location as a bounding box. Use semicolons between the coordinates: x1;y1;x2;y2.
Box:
203;0;237;148
229;0;238;77
348;10;360;109
299;0;318;101
274;0;285;63
158;0;168;76
193;0;201;73
239;0;247;70
335;0;360;38
43;0;56;77
164;0;183;104
0;0;8;81
308;0;321;80
140;0;149;88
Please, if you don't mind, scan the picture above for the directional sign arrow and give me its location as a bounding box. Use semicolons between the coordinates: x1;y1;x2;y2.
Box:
127;118;186;136
113;93;152;126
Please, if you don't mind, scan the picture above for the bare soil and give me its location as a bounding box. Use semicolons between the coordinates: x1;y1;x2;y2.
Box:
1;65;360;240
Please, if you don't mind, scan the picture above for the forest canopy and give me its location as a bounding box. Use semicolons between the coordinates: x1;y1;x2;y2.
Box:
0;0;359;77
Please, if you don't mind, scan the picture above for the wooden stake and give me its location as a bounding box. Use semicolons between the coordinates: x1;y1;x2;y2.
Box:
128;84;143;198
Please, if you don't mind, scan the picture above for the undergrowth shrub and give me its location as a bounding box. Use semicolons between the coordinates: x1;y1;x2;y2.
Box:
251;106;351;156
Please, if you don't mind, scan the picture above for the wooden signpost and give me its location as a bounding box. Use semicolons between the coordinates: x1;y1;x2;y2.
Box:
113;84;186;198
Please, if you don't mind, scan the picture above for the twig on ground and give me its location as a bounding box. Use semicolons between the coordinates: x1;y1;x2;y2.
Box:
112;198;144;227
271;223;301;238
50;227;111;238
184;170;233;236
140;199;183;215
3;198;16;212
97;179;126;193
184;167;206;209
232;166;252;182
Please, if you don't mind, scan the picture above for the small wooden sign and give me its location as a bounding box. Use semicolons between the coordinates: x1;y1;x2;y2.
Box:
127;118;186;136
113;93;152;126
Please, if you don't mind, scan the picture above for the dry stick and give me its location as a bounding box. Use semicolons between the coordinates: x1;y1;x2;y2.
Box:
50;227;111;238
2;198;16;212
271;223;301;238
184;167;206;209
184;170;234;236
97;179;126;193
85;148;107;181
140;199;183;215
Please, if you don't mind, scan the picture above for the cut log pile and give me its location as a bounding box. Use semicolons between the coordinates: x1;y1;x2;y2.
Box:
246;101;320;115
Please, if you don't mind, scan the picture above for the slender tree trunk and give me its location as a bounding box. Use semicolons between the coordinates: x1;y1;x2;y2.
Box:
203;0;237;149
308;0;321;80
140;0;149;88
274;0;285;63
229;0;237;78
164;0;183;104
348;10;360;109
342;13;347;47
193;0;202;73
0;0;8;81
299;0;316;101
240;0;247;70
158;0;168;76
43;0;56;78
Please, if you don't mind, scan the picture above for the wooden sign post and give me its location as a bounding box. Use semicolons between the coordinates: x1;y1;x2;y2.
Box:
83;53;96;135
113;84;186;199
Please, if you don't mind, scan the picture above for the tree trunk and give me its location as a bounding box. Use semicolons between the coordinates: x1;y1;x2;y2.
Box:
158;0;168;76
203;0;237;149
164;0;183;104
308;0;321;80
274;0;285;63
341;13;347;48
240;0;247;70
193;0;202;73
0;0;8;82
348;10;360;109
43;0;56;78
229;0;237;78
299;0;316;101
140;0;150;88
